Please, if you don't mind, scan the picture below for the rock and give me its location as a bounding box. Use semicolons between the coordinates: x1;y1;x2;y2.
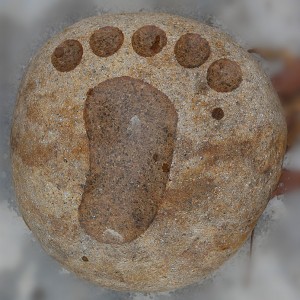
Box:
11;13;286;292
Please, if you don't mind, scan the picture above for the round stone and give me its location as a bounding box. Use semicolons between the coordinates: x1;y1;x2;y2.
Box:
11;13;286;292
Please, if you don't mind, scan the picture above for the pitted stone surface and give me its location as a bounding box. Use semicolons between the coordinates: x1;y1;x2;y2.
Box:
11;13;286;292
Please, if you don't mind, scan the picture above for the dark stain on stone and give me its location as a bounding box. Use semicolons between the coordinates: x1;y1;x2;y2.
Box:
174;33;211;68
89;26;124;57
132;25;167;57
51;39;83;72
212;107;224;120
78;76;178;244
87;88;94;96
11;130;57;167
207;58;243;92
162;163;170;173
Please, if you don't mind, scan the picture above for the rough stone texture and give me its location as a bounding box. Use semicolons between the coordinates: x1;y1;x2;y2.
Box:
11;13;287;292
174;33;211;68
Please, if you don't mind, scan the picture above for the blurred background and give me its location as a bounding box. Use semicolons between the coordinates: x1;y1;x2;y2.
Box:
1;0;300;299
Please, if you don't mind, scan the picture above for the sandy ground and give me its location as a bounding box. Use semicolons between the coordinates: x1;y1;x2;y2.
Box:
1;0;300;299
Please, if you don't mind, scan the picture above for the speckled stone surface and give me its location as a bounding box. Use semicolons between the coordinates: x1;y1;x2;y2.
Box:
11;13;287;292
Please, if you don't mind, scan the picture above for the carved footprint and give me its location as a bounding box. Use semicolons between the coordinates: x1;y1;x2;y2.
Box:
79;77;177;244
50;24;243;244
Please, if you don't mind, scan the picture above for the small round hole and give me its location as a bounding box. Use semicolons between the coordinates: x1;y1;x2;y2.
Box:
211;107;224;120
162;163;170;173
82;256;89;262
